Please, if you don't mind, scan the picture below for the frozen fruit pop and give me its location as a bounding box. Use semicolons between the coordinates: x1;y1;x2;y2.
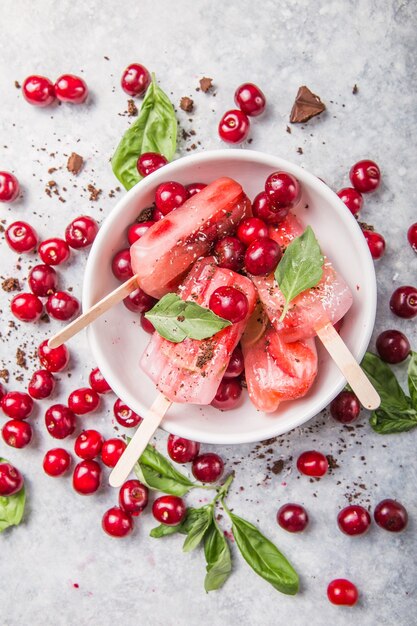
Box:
251;213;353;343
140;256;256;404
131;177;251;299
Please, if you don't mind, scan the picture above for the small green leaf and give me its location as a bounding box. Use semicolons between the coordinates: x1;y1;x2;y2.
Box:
145;293;231;343
182;506;213;553
370;407;417;434
204;520;232;592
274;226;324;322
0;458;26;533
135;445;196;496
150;523;184;538
408;351;417;409
150;507;205;539
361;352;412;413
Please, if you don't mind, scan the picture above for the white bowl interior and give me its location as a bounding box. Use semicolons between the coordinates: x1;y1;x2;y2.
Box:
83;150;376;444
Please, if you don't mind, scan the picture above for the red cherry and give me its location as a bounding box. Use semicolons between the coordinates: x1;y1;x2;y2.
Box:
244;237;282;275
234;83;266;117
112;249;133;281
376;329;410;364
46;291;80;321
374;498;408;532
38;238;70;265
11;292;43;322
45;404;76;439
389;286;417;318
153;208;165;221
119;479;149;515
102;506;134;537
0;462;24;496
74;429;104;460
137;153;167;177
0;384;6;403
167;434;200;463
123;288;156;313
43;448;71;477
330;391;361;424
336;187;363;215
5;221;38;253
337;505;371;535
127;221;155;245
265;171;300;210
362;230;385;259
277;503;309;533
211;378;242;410
327;579;358;606
407;222;417;253
152;495;186;526
140;314;155;333
350;159;381;193
101;438;127;468
73;460;101;495
28;369;55;399
155;181;188;215
237;217;268;246
209;286;249;323
297;450;328;477
55;74;88;104
192;453;224;483
28;264;58;296
1;391;33;420
121;63;150;97
38;339;70;372
185;182;207;196
68;388;100;415
252;191;289;225
223;346;244;378
2;420;32;448
213;236;245;271
89;368;111;394
65;216;98;249
22;75;56;107
218;109;250;143
113;399;142;428
0;171;20;202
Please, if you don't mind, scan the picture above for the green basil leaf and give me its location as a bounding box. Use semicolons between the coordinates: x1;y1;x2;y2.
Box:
111;74;177;190
204;520;232;592
361;352;412;412
408;351;417;409
229;512;299;595
274;226;324;321
182;506;213;553
370;407;417;434
150;523;184;538
0;458;26;532
135;445;196;496
145;293;231;343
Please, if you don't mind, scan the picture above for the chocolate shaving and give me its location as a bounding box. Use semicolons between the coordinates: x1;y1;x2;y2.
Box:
180;97;194;113
127;99;138;117
290;86;326;123
2;278;21;292
16;348;27;369
199;77;213;93
67;152;84;175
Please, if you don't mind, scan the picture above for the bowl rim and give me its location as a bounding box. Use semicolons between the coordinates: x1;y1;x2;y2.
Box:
83;148;377;444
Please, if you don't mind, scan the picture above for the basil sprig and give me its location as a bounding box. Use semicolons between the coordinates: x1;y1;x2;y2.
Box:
111;73;177;190
274;225;324;322
145;293;231;343
0;458;26;533
135;444;201;496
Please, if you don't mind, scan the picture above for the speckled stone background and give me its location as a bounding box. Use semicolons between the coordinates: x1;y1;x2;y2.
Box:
1;1;416;624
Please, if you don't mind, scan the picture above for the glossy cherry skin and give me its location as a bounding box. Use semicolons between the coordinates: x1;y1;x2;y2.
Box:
337;505;371;535
22;75;56;107
234;83;266;117
0;462;24;496
111;249;133;281
89;368;111;394
336;187;363;215
28;369;55;399
1;391;34;420
68;387;100;415
127;221;155;245
192;453;224;483
155;181;188;215
167;434;200;463
407;223;417;253
244;238;282;276
140;314;155;333
265;172;300;210
2;420;32;448
137;152;167;177
327;579;358;606
38;340;70;372
55;74;88;103
185;182;207;196
44;404;76;439
374;499;408;532
11;293;43;322
211;378;242;410
5;221;38;253
113;399;142;428
390;286;417;318
297;451;329;477
28;264;58;297
119;479;149;515
65;216;98;249
121;63;151;97
237;217;268;246
74;429;104;460
213;236;245;271
73;460;101;495
43;448;71;477
46;291;80;321
376;330;410;363
152;495;186;526
218;109;250;143
277;503;309;533
0;172;20;202
102;506;134;537
363;230;385;260
123;288;156;313
38;238;70;265
252;191;289;225
223;345;244;378
209;286;249;323
350;159;381;193
330;391;361;424
101;439;127;468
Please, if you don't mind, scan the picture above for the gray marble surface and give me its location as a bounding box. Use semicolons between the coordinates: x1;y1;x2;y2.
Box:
1;1;416;624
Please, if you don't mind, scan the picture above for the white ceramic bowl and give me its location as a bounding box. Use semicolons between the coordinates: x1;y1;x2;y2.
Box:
83;149;376;444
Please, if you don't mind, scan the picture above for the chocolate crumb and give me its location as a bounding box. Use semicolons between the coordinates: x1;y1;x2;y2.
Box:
16;348;27;369
352;84;358;95
199;77;213;93
180;97;194;113
87;184;102;201
286;125;292;134
290;86;326;123
297;147;303;154
0;369;10;383
14;80;21;89
48;167;58;174
127;99;138;116
271;460;284;475
326;454;340;471
136;206;154;223
67;152;84;175
2;278;21;292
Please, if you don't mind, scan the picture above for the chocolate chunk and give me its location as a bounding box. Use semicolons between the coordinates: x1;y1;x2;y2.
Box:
271;459;284;475
0;369;9;383
199;77;213;93
127;99;138;117
297;147;303;154
180;97;194;113
2;278;21;292
290;86;326;123
87;184;101;201
14;80;21;89
67;152;84;175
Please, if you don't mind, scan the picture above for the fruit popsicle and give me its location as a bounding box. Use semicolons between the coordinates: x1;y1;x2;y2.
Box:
131;177;251;299
140;256;256;404
251;213;353;342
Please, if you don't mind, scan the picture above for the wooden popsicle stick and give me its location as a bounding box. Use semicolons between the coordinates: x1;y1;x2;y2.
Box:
109;393;172;488
47;275;139;349
316;322;380;410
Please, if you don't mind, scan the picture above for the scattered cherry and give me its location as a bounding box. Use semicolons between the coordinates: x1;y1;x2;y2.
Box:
1;391;34;420
234;83;266;117
38;339;70;372
374;499;408;532
2;420;32;448
224;345;244;378
5;221;38;253
123;288;156;313
11;292;43;322
137;152;167;177
68;387;100;415
390;286;417;319
407;223;417;253
102;506;133;537
167;434;200;463
127;221;155;245
337;504;371;535
28;369;55;399
213;236;245;272
28;264;58;297
0;462;24;496
152;495;186;526
218;109;250;143
244;238;282;275
111;248;133;281
186;182;207;196
73;460;101;495
119;479;149;515
209;286;248;323
22;75;56;107
89;368;111;394
327;579;358;606
113;399;142;428
121;63;150;97
0;171;20;202
74;430;104;460
237;217;268;246
252;191;289;225
297;450;329;477
101;438;127;468
330;391;361;424
46;291;80;321
155;181;188;215
65;216;98;249
350;159;381;193
376;329;410;363
38;238;70;265
336;187;363;215
45;404;76;439
141;313;155;333
362;229;385;260
211;378;242;410
265;171;300;210
192;453;224;483
277;503;309;533
43;448;71;477
55;74;88;104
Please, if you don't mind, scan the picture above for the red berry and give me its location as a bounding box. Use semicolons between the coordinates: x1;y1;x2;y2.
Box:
277;503;309;533
327;579;358;606
112;249;133;281
137;152;167;177
89;368;111;394
113;399;142;428
28;264;58;297
390;286;417;318
55;74;88;104
153;208;165;221
209;286;249;323
65;216;98;249
297;451;328;477
0;171;20;202
74;429;104;460
167;434;200;463
192;453;224;483
211;378;242;410
223;346;244;378
38;339;70;372
374;498;408;532
121;63;150;97
0;384;6;402
73;460;101;495
237;217;268;246
38;238;70;265
43;448;71;477
213;236;245;271
337;505;371;535
244;238;282;275
140;314;155;333
45;404;76;439
407;222;417;253
11;292;43;322
185;182;207;196
127;221;155;245
22;75;56;107
0;462;24;496
119;479;149;515
101;438;127;468
218;109;250;143
252;191;289;225
28;369;55;399
265;172;300;210
5;221;38;253
1;391;33;420
234;83;266;117
46;291;80;321
123;288;156;313
155;181;188;215
362;229;385;260
376;329;410;363
2;420;32;448
152;495;186;526
336;187;363;215
102;506;134;537
330;391;361;424
68;388;100;415
350;159;381;193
